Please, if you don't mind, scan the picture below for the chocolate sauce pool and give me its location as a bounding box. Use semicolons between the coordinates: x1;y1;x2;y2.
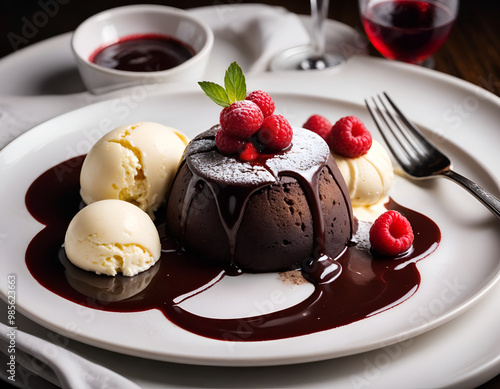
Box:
25;156;440;342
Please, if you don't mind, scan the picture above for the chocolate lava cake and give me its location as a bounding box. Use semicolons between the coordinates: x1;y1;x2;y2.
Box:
166;126;355;273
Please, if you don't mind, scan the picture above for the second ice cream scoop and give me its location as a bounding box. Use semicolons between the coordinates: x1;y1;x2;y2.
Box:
333;140;394;220
64;199;161;276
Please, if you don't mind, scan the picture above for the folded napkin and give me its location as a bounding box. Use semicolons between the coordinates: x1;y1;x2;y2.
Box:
190;4;310;73
0;322;141;389
0;5;310;150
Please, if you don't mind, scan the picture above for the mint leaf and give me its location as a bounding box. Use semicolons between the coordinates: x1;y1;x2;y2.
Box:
224;62;246;103
198;81;231;107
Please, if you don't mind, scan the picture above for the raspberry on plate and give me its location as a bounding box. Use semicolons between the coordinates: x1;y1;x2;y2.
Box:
328;116;372;158
369;210;414;256
257;114;293;151
215;128;246;155
246;90;275;118
303;114;332;141
220;100;264;140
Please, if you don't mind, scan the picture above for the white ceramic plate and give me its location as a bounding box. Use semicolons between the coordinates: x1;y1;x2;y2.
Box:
1;59;500;368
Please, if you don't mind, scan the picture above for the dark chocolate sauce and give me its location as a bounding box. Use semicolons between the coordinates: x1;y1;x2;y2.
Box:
181;167;264;273
285;164;348;284
90;34;195;72
25;156;440;342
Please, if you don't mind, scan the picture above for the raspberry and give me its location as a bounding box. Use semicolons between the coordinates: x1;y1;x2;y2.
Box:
219;106;229;128
369;210;414;256
328;116;372;158
246;90;275;118
303;114;332;141
215;129;246;155
257;114;293;151
239;142;260;162
220;100;264;140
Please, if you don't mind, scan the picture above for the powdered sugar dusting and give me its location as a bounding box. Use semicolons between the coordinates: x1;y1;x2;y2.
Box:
183;126;217;157
185;138;215;157
189;150;276;186
266;128;329;176
186;127;330;187
352;220;372;250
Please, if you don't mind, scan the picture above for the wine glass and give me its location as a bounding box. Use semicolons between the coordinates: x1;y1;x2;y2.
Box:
270;0;345;71
359;0;459;67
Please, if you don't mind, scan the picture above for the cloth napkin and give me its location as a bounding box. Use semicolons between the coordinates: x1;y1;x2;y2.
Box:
0;322;141;389
190;4;310;73
0;4;310;150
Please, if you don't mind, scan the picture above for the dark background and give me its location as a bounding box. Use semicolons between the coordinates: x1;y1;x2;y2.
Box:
1;1;499;388
0;0;499;97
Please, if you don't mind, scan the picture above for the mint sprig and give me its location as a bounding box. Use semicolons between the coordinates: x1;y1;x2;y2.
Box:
198;81;230;107
198;62;246;107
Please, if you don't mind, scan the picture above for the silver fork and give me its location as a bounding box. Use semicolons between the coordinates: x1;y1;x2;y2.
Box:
365;92;500;219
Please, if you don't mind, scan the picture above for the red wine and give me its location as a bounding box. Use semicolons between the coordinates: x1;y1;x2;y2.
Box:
362;1;455;64
90;34;195;72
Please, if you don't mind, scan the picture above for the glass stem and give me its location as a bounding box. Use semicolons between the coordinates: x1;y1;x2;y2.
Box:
310;0;329;57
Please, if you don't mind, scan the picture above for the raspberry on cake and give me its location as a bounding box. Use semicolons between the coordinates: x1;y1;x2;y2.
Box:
214;128;246;155
238;142;260;162
246;90;275;118
220;100;264;139
257;114;293;151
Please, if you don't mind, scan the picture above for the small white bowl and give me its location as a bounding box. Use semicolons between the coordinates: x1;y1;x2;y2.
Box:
71;5;213;94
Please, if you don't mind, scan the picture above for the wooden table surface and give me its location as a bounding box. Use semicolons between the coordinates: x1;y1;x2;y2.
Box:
1;1;499;388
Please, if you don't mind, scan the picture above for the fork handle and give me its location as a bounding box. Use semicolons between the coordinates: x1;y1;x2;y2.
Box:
443;170;500;219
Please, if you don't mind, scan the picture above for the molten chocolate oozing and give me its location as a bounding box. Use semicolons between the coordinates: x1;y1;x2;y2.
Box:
167;127;354;276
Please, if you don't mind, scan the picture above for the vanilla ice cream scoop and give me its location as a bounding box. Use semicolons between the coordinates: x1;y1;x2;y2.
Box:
80;122;188;217
64;199;161;277
333;140;394;221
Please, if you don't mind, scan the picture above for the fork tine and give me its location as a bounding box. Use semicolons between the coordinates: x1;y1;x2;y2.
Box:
384;95;436;160
375;95;423;159
366;93;440;163
382;92;434;151
364;96;412;167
